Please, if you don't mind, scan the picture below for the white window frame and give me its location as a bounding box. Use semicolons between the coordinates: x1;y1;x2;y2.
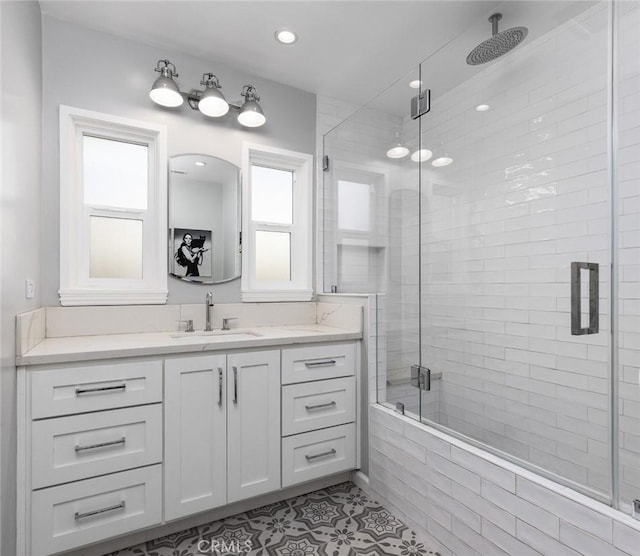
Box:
241;143;313;302
59;105;168;306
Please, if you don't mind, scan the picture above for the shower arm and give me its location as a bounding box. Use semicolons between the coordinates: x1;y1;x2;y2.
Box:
490;13;502;36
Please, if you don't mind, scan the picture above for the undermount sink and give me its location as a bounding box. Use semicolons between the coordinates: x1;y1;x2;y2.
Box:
169;330;261;340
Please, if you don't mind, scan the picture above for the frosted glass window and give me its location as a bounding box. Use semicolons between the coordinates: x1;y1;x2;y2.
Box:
251;165;293;224
90;216;143;279
83;135;148;210
255;231;290;282
338;180;370;231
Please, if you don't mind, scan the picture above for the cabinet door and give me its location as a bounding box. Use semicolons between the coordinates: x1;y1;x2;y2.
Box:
165;354;227;520
227;350;281;503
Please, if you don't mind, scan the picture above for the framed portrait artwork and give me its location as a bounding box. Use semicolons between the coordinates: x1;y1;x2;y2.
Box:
171;228;213;280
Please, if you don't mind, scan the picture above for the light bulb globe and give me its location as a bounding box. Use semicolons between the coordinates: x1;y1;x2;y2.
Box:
238;100;266;127
149;75;183;107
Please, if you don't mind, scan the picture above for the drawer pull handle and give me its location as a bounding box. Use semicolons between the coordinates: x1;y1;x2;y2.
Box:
305;401;337;411
218;367;223;406
75;384;126;396
74;501;125;520
304;360;336;368
305;448;337;461
75;437;126;452
233;366;238;404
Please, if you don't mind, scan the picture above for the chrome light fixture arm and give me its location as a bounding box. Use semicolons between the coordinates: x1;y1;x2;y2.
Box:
155;59;179;79
240;85;260;103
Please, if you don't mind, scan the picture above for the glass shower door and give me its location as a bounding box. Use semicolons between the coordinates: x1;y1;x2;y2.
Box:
417;1;612;502
321;66;439;417
321;0;640;513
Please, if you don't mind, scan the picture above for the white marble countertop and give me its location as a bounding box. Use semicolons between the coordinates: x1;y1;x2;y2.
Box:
16;324;362;366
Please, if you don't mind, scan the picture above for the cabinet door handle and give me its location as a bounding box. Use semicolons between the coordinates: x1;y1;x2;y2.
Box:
75;437;126;452
305;448;337;461
74;501;125;520
218;367;223;406
305;401;337;411
304;360;336;368
75;383;126;396
233;366;238;404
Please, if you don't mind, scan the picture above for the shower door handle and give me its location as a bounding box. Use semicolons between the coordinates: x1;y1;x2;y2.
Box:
571;262;599;335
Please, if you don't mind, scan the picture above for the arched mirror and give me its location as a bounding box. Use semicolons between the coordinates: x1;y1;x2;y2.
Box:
169;154;241;284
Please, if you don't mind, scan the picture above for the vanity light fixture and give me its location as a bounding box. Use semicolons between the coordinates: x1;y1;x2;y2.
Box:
149;59;266;128
149;60;183;107
198;73;229;117
237;85;266;127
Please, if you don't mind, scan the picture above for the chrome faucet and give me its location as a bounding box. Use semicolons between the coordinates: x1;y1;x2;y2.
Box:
205;291;214;331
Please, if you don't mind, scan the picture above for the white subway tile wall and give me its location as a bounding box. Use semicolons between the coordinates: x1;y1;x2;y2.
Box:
319;0;640;541
396;2;616;497
370;405;640;556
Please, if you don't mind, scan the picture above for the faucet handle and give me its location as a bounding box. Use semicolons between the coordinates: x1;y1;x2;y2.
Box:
222;317;237;331
179;319;194;333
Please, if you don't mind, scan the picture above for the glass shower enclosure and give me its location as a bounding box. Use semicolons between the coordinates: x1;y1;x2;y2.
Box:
322;0;639;514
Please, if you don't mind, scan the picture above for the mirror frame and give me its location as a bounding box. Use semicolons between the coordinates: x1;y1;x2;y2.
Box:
168;153;242;285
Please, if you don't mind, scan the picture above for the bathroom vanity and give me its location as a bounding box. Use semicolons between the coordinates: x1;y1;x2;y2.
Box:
16;303;362;556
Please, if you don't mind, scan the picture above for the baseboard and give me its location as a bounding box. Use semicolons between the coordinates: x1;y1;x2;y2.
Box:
350;470;370;492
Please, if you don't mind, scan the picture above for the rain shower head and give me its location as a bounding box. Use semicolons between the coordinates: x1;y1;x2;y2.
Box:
466;13;528;65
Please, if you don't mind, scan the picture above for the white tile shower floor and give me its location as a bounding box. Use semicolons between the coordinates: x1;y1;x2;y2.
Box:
106;482;439;555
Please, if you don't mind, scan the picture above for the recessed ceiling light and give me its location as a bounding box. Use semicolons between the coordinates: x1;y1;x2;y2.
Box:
195;161;207;167
411;149;433;162
386;146;410;159
409;80;423;89
432;156;453;167
275;29;298;44
475;104;490;112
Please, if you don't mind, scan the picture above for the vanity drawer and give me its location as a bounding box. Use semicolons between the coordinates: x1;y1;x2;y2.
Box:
281;342;356;384
31;359;162;419
31;404;162;489
31;465;162;556
282;424;356;487
282;377;355;436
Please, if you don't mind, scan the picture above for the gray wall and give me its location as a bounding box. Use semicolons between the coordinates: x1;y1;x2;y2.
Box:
41;15;316;305
0;2;42;554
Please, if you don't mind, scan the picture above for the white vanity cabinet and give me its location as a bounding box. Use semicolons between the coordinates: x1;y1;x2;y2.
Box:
18;358;164;556
227;350;281;502
164;349;280;521
281;342;358;487
164;354;227;520
17;337;358;556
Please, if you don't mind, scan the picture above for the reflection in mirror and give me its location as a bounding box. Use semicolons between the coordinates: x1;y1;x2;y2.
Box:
169;154;241;284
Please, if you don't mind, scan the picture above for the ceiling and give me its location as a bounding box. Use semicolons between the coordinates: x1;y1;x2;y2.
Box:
39;1;593;114
40;0;500;106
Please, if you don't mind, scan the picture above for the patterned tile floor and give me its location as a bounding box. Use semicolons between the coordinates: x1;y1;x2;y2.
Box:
107;482;438;556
